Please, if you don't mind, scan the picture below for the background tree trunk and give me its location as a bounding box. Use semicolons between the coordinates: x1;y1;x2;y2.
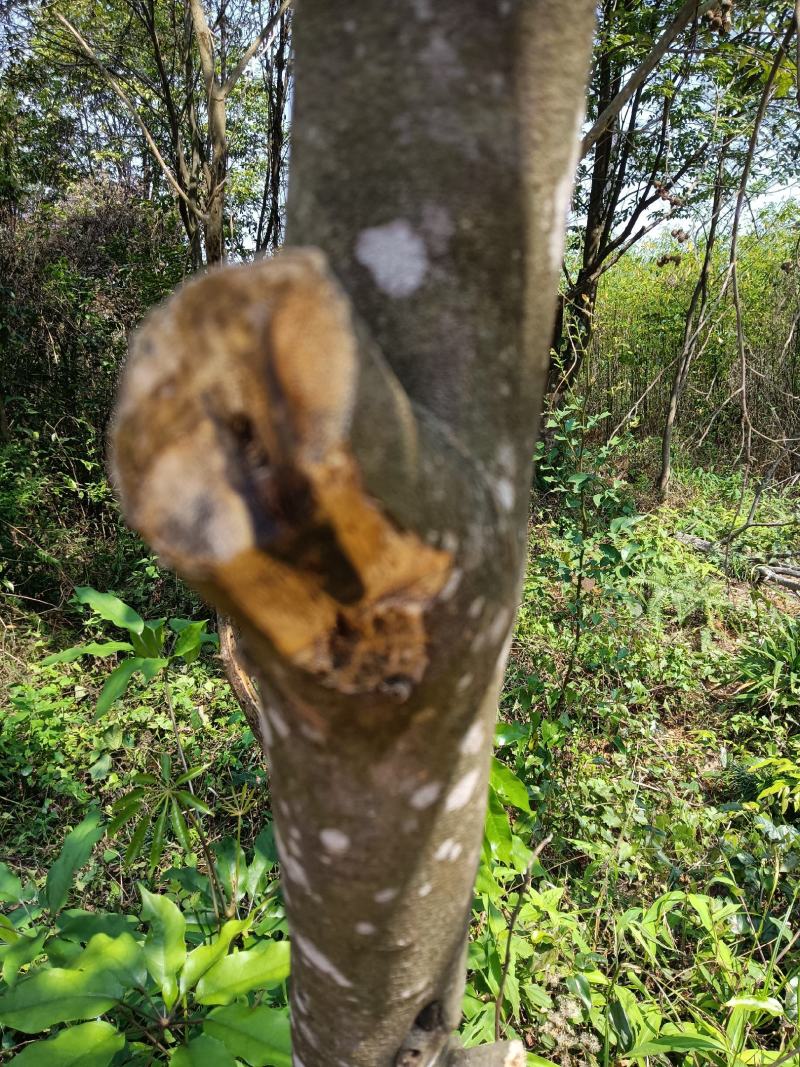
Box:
110;3;595;1064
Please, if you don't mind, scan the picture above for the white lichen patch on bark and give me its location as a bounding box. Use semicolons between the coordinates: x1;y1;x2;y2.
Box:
460;720;485;755
355;219;428;297
445;768;480;812
410;782;442;809
294;933;353;988
320;828;350;854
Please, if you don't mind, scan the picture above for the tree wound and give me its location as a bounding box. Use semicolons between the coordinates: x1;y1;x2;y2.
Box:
111;250;453;698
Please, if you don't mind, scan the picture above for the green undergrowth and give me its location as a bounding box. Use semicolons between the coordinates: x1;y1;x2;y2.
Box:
2;408;800;1065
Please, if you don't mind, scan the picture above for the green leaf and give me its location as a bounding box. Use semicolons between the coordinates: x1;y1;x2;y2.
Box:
172;622;208;662
195;939;291;1005
628;1035;727;1055
75;932;146;989
124;812;151;866
45;809;105;915
170;1035;237;1067
526;1056;560;1067
74;587;144;634
0;862;24;904
148;802;169;873
725;995;783;1016
566;973;592;1013
2;930;47;987
9;1020;125;1066
205;1003;292;1067
56;910;138;943
170;799;192;853
41;641;134;666
609;995;635;1053
96;658;167;717
140;887;186;1010
180;920;249;997
484;787;513;865
0;967;122;1032
490;758;532;813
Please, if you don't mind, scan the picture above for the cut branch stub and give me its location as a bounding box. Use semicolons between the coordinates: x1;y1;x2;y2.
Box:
113;250;476;698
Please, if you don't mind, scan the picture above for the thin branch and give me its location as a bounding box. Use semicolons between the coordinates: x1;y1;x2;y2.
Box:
224;0;291;95
494;835;552;1042
581;0;718;159
51;10;208;222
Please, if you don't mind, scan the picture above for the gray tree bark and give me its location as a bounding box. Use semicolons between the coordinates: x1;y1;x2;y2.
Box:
110;3;595;1065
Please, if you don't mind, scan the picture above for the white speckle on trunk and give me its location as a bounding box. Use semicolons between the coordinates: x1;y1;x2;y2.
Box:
460;720;485;755
267;705;290;739
446;768;480;812
495;476;515;511
457;672;473;692
410;781;442;809
355;219;428;297
355;921;376;935
439;567;463;601
374;887;399;904
295;933;353;988
468;595;485;619
418;881;433;897
434;838;463;861
320;828;350;854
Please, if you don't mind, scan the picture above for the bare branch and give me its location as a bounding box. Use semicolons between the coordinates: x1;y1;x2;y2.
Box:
51;10;208;222
224;0;292;95
580;0;718;160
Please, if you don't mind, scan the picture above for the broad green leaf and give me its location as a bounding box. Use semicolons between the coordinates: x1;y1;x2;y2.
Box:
56;910;138;943
629;1035;727;1055
725;996;783;1016
42;641;133;665
195;939;291;1005
172;621;208;662
609;995;635;1053
484;787;513;865
0;863;24;904
2;930;46;987
171;1035;237;1066
9;1020;125;1066
0;966;122;1032
180;920;250;997
566;973;592;1013
205;1003;292;1067
74;587;144;634
45;809;105;914
140;887;186;1009
490;758;532;813
74;933;146;989
526;1056;560;1067
96;657;167;716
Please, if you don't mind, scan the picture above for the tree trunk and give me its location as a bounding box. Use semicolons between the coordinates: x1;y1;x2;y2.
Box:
657;143;728;498
110;3;595;1064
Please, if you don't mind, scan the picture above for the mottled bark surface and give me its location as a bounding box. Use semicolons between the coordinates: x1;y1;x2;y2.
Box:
111;3;594;1065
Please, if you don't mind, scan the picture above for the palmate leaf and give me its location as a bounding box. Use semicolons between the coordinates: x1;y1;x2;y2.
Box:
9;1020;125;1066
